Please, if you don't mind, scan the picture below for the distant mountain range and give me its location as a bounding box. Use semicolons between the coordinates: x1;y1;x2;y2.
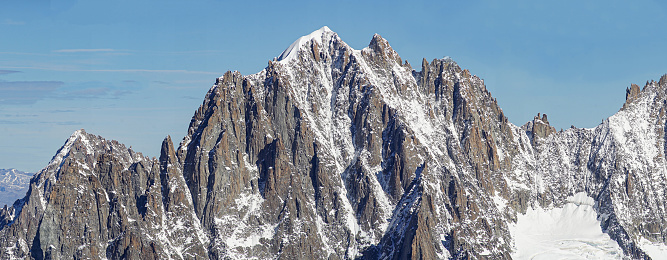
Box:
0;169;33;208
1;27;667;259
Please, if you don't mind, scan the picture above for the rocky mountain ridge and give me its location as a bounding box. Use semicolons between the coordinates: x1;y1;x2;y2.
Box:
1;26;666;259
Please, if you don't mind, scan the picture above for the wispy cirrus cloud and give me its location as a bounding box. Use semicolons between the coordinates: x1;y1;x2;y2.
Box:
58;80;135;100
64;87;130;99
39;120;81;126
0;79;136;105
0;52;52;56
50;109;75;113
145;50;228;55
88;69;219;75
0;120;28;125
0;81;64;105
2;114;38;118
1;119;82;126
0;70;21;75
53;49;116;53
2;66;220;75
3;19;25;25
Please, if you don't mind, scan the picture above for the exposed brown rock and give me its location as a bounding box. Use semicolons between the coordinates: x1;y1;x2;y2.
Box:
627;83;641;102
530;113;556;142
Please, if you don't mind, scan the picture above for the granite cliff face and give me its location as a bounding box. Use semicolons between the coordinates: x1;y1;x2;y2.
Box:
1;27;667;259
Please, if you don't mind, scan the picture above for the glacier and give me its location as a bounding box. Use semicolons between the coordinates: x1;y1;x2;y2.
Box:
510;192;624;259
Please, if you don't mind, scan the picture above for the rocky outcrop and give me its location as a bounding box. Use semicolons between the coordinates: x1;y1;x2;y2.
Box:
627;83;641;102
521;113;557;147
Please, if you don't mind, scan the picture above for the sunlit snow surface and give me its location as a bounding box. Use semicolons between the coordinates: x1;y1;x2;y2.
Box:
639;238;667;260
510;193;624;259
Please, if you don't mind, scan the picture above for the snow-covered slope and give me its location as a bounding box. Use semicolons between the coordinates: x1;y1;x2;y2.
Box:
505;77;667;259
510;192;624;259
278;26;333;62
1;27;667;259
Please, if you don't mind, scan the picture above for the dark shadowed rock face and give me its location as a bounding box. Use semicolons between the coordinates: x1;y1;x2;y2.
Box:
1;27;667;259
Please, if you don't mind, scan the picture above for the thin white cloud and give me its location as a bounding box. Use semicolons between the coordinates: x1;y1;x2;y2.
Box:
53;49;116;53
0;52;52;56
0;70;21;75
0;81;64;105
2;66;220;75
146;50;229;55
3;19;25;25
87;69;219;75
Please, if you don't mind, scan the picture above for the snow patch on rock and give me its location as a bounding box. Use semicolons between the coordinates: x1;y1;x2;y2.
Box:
638;237;667;260
277;26;332;62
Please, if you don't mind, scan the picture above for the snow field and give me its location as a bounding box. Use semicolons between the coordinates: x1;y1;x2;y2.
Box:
510;192;624;259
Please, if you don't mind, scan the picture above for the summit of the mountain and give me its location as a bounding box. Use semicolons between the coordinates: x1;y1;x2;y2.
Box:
277;26;335;62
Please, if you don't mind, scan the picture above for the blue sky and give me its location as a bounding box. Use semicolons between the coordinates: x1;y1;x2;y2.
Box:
2;0;667;172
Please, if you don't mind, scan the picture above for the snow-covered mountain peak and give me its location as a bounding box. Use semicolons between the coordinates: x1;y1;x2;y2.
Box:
36;129;149;192
46;129;90;168
4;28;667;259
277;26;336;62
